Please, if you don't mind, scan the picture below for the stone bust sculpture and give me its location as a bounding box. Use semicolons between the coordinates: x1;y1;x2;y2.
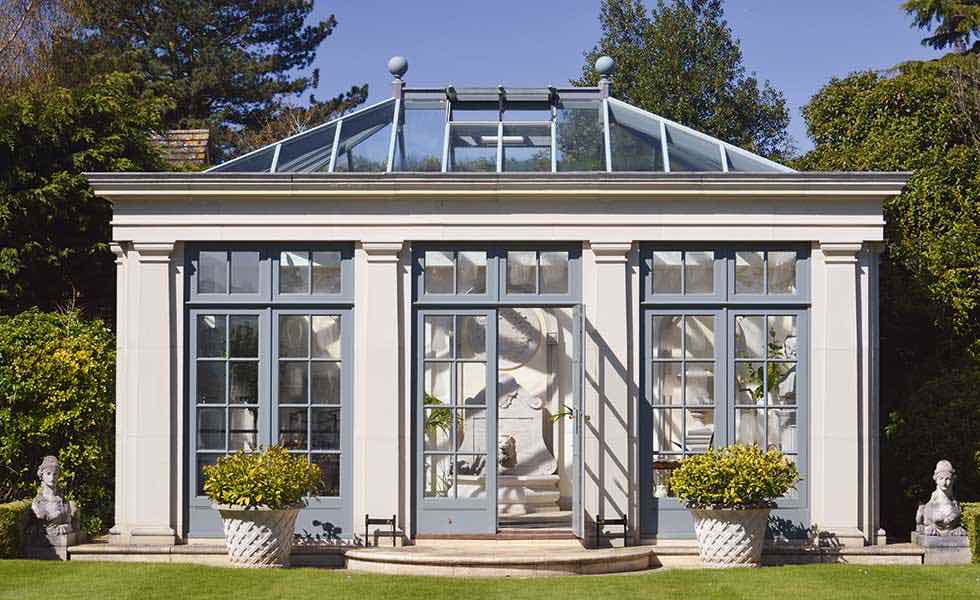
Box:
915;459;966;537
31;456;78;535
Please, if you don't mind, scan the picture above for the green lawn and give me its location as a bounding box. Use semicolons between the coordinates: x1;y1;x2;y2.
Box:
0;561;978;600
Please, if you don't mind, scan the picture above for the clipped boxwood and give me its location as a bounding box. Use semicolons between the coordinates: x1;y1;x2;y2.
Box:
0;310;115;536
964;502;980;564
203;446;321;510
0;500;32;558
671;445;800;509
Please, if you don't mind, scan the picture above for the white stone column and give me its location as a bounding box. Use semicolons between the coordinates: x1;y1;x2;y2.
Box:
583;242;635;546
109;243;129;543
353;242;404;537
811;242;867;546
111;242;177;545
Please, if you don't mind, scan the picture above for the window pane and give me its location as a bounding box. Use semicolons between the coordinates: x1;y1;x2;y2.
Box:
457;251;487;295
735;251;764;294
539;251;569;294
229;316;258;358
279;315;310;358
735;408;765;446
767;315;799;359
768;409;798;453
229;362;258;404
210;145;275;173
555;101;604;172
506;251;537;294
458;362;487;406
279;407;308;450
423;407;453;450
768;362;798;406
501;123;551;172
734;316;765;358
311;407;340;450
313;454;340;497
312;251;342;294
197;454;220;495
424;251;454;294
311;315;341;359
685;363;715;406
456;408;487;453
197;407;225;450
449;123;497;172
275;123;336;172
652;408;684;454
457;455;486;499
229;251;260;294
229;407;258;451
652;251;682;294
423;454;454;497
651;362;682;405
609;103;664;172
424;362;451;405
311;362;341;405
197;315;226;357
684;315;714;358
768;251;797;294
456;316;486;360
280;251;310;294
735;362;765;405
651;316;682;359
198;251;227;294
278;362;308;404
665;125;723;172
424;316;453;359
684;251;714;294
197;362;226;404
334;102;395;172
394;102;445;172
685;408;715;453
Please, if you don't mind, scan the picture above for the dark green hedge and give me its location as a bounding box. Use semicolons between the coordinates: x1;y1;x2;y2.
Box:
0;500;32;558
965;502;980;564
0;310;115;536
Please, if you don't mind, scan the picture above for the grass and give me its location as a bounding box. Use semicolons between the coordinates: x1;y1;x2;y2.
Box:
0;560;978;600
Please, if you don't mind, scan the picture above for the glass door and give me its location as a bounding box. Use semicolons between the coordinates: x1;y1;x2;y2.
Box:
416;309;496;534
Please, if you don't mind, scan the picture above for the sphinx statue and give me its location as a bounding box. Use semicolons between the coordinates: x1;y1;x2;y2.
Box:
915;460;966;537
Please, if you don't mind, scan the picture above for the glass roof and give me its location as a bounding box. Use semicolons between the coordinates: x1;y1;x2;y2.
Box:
209;87;792;174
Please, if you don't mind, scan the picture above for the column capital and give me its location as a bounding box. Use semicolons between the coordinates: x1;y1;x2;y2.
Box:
820;242;863;265
361;241;403;263
133;242;175;264
110;242;128;263
590;242;632;263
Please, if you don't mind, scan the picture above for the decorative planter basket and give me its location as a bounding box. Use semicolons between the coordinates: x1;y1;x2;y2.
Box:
690;507;770;568
216;504;302;568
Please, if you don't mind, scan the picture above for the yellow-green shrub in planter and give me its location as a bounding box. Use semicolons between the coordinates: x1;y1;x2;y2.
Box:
671;445;799;568
964;503;980;564
203;446;320;568
0;500;32;558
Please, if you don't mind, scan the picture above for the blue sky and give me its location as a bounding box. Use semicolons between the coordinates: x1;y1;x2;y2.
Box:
310;1;943;153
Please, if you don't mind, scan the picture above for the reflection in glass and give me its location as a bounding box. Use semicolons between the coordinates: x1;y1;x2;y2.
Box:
734;316;765;358
199;251;227;294
424;251;454;294
768;409;797;453
735;362;765;405
652;408;683;453
609;102;664;171
455;455;487;499
456;408;487;453
280;251;310;294
311;362;341;405
229;316;258;357
197;362;226;404
685;251;714;294
275;123;336;172
449;123;497;172
394;102;445;172
684;315;714;358
279;315;309;358
502;124;551;172
229;362;258;404
230;251;260;294
423;407;453;450
457;251;487;295
311;407;340;450
735;251;764;294
651;316;682;359
278;362;308;404
652;251;682;294
768;362;797;405
334;102;395;172
457;362;487;406
229;407;258;450
423;454;453;497
424;316;453;359
507;251;537;294
211;145;276;173
735;408;765;446
197;315;226;357
768;251;797;294
197;407;225;450
197;454;220;495
555;102;604;171
665;124;722;171
279;407;308;449
312;251;342;294
423;362;451;405
311;315;341;358
651;362;682;405
313;454;340;496
767;315;799;359
539;251;569;294
685;363;715;406
456;316;486;360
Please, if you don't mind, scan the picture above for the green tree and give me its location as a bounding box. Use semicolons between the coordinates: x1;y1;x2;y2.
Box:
797;54;980;535
904;0;980;52
575;0;792;159
0;72;170;317
54;0;367;158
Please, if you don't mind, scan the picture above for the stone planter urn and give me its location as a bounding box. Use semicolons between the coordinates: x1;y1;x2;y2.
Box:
691;507;770;568
216;503;303;568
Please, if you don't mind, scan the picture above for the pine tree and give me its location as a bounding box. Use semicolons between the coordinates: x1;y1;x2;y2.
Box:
575;0;791;160
903;0;980;52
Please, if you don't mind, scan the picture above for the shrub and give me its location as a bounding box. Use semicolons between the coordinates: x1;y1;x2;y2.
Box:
0;310;115;536
964;502;980;564
0;500;31;558
203;446;321;510
671;445;800;509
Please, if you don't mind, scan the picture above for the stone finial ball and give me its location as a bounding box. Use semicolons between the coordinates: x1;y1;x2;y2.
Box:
387;56;408;79
595;55;615;77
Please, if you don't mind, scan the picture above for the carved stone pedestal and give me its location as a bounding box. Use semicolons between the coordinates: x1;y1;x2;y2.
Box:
911;532;971;565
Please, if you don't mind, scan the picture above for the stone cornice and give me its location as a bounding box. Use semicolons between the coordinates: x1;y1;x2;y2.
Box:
361;241;402;263
591;242;633;263
820;242;863;264
133;242;175;263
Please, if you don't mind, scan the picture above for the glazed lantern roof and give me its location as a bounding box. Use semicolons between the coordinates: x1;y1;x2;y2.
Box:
208;56;792;175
